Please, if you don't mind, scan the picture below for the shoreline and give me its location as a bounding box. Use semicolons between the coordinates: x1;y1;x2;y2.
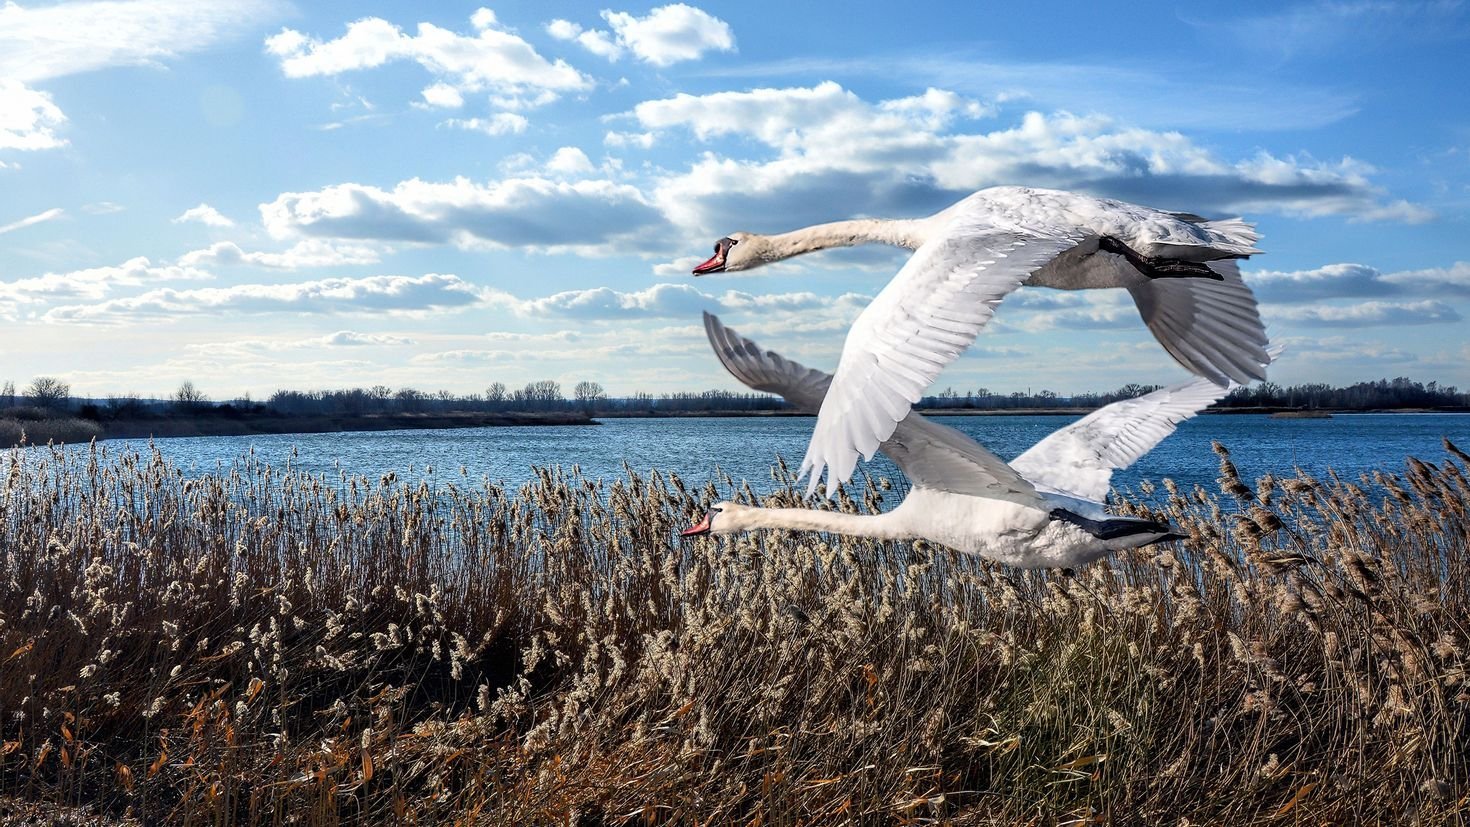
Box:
101;411;597;440
8;405;1467;449
596;406;1470;419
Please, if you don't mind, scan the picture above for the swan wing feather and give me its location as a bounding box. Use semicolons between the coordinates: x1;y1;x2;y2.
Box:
800;221;1082;496
703;312;1040;504
1011;345;1282;501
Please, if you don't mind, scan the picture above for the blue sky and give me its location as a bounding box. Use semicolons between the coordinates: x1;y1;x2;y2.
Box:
2;0;1468;400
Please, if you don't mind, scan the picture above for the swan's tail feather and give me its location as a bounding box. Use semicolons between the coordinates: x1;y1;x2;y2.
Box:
1199;217;1262;257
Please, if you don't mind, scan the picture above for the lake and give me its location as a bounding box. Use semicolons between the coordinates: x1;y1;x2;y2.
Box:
92;412;1470;498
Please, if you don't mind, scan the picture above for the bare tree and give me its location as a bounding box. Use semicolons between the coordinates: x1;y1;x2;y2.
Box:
106;393;147;417
394;388;424;412
25;376;70;410
485;382;507;403
0;380;14;407
573;380;606;412
172;380;209;412
521;380;564;410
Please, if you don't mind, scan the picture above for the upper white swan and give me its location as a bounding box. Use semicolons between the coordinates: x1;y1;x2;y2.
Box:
687;313;1275;569
691;185;1271;496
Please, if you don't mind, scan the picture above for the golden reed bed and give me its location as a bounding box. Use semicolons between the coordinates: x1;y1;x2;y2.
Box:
1;441;1467;825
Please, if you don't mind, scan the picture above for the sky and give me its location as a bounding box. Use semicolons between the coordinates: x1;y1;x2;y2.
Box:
2;0;1469;401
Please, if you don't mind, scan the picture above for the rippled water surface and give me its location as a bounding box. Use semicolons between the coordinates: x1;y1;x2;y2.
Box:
85;413;1470;497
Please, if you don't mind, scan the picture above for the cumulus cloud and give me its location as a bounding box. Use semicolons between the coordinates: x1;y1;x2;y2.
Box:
44;273;486;324
0;206;64;234
178;239;383;269
0;80;67;151
265;9;590;108
1247;260;1470;302
418;82;464;109
1269;300;1461;327
0;256;211;315
173;203;235;227
633;82;1428;233
545;146;594;176
487;281;871;322
1382;262;1470;297
547;4;734;66
260;176;670;252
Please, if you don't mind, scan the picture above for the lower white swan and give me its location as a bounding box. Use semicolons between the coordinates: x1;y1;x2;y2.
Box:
683;313;1277;569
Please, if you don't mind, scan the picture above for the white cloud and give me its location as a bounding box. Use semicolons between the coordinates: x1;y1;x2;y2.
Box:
0;0;282;156
185;330;415;356
178;239;383;269
0;256;211;311
1269;300;1461;327
1382;262;1470;296
173;203;235;227
1270;335;1418;366
260;175;670;252
548;4;734;65
0;80;67;151
44;273;486;324
1247;260;1470;302
0;0;284;83
418;82;464;109
545;19;622;61
633;82;1429;234
604;130;655;149
265;10;591;104
443;113;528;136
545;146;594;176
0;207;64;235
487;281;871;322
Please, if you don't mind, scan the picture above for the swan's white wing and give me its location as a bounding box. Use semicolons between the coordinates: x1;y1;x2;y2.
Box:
703;311;832;411
704;312;1040;505
1127;260;1270;386
1010;346;1281;502
799;223;1082;497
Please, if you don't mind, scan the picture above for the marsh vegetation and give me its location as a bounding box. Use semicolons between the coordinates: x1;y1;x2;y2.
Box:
0;441;1466;824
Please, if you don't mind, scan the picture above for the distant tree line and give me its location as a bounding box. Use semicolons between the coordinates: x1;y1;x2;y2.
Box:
3;374;1467;422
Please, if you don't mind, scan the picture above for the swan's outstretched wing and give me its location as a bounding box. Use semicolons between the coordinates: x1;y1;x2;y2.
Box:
703;311;832;411
799;222;1083;497
1010;346;1282;502
1128;260;1271;386
704;312;1040;505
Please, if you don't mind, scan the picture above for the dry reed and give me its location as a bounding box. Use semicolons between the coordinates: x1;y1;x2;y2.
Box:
1;439;1467;825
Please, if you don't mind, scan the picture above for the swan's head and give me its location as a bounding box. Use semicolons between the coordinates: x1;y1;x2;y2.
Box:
679;501;745;536
692;232;763;275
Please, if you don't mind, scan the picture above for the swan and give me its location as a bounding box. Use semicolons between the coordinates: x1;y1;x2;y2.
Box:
689;186;1272;494
683;313;1275;569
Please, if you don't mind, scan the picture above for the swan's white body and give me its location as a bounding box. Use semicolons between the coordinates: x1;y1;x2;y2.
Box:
693;186;1271;496
695;313;1277;569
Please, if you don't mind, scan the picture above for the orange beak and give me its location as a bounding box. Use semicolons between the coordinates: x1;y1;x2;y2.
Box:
691;252;725;275
681;511;714;536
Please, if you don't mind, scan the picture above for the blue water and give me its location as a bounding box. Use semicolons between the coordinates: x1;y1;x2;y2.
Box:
90;413;1470;497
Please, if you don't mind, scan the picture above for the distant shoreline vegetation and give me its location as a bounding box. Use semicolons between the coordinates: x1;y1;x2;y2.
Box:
1;375;1467;447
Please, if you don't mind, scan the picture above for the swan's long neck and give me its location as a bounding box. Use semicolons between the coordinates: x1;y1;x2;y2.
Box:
758;218;925;263
729;505;911;540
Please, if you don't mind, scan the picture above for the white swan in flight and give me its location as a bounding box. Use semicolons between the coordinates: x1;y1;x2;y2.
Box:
690;186;1271;494
684;313;1275;568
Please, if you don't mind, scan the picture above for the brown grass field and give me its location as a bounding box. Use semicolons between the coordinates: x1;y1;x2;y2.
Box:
1;439;1467;824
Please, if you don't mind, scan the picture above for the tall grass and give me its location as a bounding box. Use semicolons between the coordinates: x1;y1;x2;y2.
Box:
1;440;1467;824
